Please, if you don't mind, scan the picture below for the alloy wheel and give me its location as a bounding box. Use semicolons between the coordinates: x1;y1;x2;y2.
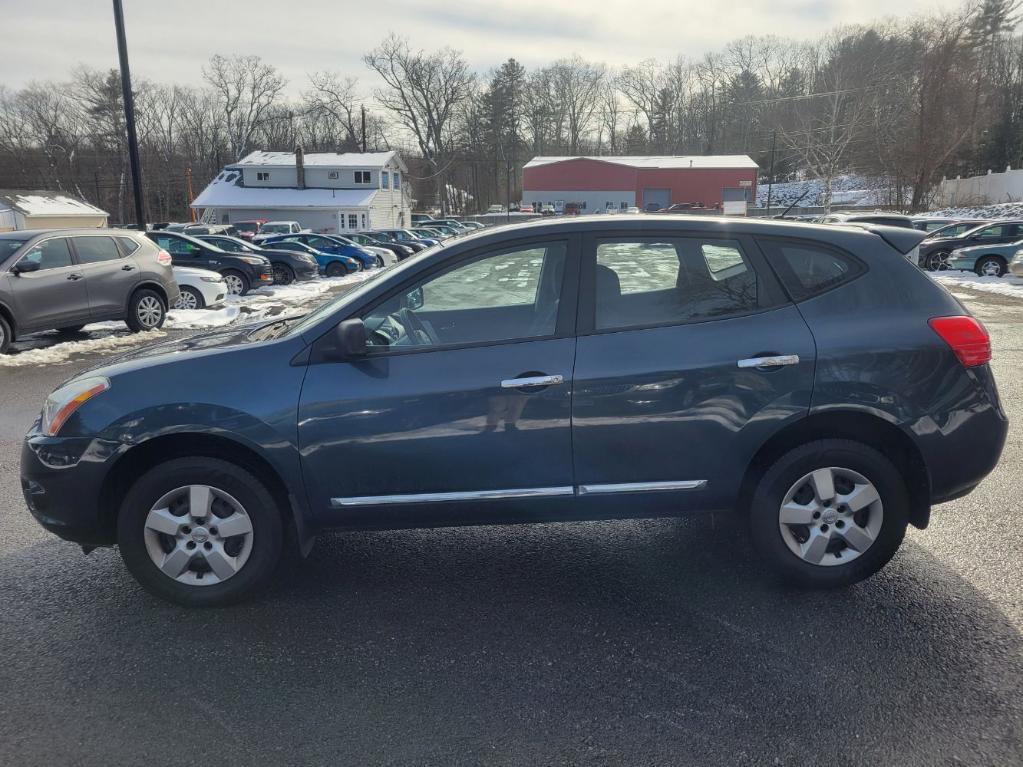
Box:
224;274;245;295
174;290;198;310
980;259;1003;277
777;467;884;567
137;295;164;327
142;484;254;586
930;251;952;271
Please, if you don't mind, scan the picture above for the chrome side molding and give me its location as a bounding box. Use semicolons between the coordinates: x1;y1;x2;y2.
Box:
577;480;707;495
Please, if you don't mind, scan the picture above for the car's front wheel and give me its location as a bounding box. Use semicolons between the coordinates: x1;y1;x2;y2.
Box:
749;439;908;588
926;250;952;271
125;289;167;332
117;457;283;606
272;263;294;285
975;255;1007;278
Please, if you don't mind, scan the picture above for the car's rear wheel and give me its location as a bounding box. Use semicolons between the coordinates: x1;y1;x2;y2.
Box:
117;457;283;606
325;261;348;277
222;270;249;295
749;439;908;588
272;263;294;285
125;289;166;332
0;315;11;354
975;255;1007;278
173;286;205;310
926;250;952;271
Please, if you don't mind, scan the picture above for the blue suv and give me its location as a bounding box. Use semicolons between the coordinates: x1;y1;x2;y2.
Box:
20;217;1007;605
262;233;378;270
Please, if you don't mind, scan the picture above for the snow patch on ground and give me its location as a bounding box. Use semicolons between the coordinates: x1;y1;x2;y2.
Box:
920;202;1023;220
0;329;168;368
929;272;1023;298
756;175;905;208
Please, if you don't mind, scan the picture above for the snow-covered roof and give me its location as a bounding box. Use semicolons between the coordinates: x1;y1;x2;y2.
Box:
234;150;407;172
524;155;758;170
191;169;378;209
0;190;108;217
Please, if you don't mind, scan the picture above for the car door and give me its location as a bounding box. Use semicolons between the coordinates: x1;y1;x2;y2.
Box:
70;235;141;319
297;235;580;525
571;231;816;517
152;234;217;269
7;236;91;332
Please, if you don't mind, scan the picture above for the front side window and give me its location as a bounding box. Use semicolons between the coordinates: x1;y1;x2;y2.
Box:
363;241;567;350
594;238;759;331
974;224;1015;240
17;238;73;271
72;236;122;264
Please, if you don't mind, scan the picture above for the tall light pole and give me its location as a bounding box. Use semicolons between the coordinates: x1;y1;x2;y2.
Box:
765;129;777;217
112;0;145;228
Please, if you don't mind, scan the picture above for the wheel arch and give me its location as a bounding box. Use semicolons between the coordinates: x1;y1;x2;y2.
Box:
737;410;931;529
99;432;314;554
131;280;169;307
0;299;16;338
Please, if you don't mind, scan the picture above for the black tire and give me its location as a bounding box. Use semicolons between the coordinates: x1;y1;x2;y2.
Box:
375;255;385;268
173;286;205;310
926;250;950;271
272;263;295;285
748;439;908;588
325;261;348;277
222;269;250;296
974;255;1007;278
56;324;85;334
117;457;284;607
0;314;11;354
125;288;167;332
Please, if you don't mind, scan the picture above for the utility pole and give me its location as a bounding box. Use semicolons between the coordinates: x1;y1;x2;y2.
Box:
112;0;145;228
361;105;367;153
765;129;777;216
506;163;512;224
185;167;196;222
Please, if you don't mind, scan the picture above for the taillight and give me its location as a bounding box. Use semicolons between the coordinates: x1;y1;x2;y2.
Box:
929;316;991;367
156;249;172;266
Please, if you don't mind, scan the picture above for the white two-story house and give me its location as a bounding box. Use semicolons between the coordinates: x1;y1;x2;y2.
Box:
191;149;412;233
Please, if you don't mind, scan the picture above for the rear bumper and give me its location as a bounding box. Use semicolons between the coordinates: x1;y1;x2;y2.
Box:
21;426;121;546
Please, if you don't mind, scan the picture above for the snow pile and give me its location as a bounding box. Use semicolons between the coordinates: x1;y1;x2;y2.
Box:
0;329;168;368
756;175;905;208
919;202;1023;220
929;272;1023;298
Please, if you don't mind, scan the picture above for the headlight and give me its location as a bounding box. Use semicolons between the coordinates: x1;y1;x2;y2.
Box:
200;275;223;283
304;255;318;264
238;256;265;265
41;376;110;436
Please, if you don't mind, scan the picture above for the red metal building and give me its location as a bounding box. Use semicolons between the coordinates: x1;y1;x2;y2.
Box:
521;155;758;213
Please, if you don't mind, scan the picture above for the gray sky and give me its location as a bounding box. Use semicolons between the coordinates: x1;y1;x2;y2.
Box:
7;0;948;94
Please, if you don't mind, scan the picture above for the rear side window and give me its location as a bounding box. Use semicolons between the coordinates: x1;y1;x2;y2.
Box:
115;236;140;254
761;240;863;300
73;236;123;263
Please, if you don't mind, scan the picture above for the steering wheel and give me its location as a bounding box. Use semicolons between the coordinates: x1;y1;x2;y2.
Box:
398;307;438;346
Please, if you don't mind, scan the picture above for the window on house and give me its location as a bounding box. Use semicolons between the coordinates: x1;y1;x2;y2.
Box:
393;172;400;189
354;171;370;184
256;172;270;181
360;213;367;228
381;171;390;189
348;214;359;230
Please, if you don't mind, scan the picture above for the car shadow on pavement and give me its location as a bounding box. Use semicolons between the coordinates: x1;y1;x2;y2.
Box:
1;516;1021;766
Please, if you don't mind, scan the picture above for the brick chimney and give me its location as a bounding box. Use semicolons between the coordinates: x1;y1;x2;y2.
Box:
295;144;305;189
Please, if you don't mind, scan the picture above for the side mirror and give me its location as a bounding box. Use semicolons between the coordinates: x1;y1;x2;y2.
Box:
334;318;367;358
12;259;40;274
404;286;424;310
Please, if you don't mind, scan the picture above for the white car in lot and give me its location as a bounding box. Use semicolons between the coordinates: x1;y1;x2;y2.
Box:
172;266;228;310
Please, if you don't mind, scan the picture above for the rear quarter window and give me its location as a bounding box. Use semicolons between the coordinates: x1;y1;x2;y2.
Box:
759;239;865;301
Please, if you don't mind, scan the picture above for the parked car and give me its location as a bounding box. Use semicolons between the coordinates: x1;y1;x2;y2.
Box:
0;229;178;353
259;240;360;276
325;236;397;267
19;216;1006;605
411;213;435;225
919;220;1023;273
428;219;474;232
172;266;228;310
911;217;961;232
945;239;1023;277
457;221;486;230
540;204;556;216
921;220;986;242
375;229;435;250
487;205;504;214
417;224;460;239
347;232;415;260
181;224;237;237
232;220;267;242
196;235;319;285
1010;248;1023;277
819;212;916;229
254;221;304;242
262;233;378;270
145;231;272;295
517;204;534;213
625;206;642;214
366;231;426;254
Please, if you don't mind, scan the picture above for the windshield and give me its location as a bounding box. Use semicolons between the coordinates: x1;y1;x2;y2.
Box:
0;238;29;262
261;224;291;233
235;222;258;232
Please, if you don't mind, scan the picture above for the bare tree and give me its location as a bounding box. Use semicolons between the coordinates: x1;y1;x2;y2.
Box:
304;72;364;150
202;54;286;161
551;56;606;154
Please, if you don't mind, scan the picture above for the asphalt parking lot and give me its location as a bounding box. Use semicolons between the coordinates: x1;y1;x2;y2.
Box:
1;286;1021;766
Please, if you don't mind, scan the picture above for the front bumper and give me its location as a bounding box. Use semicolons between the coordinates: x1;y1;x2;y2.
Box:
295;263;320;281
947;256;976;271
1010;260;1023;277
21;425;122;546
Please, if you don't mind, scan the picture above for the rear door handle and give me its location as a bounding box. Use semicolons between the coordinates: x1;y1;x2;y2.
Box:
737;354;800;369
121;264;135;271
66;273;83;281
501;374;564;389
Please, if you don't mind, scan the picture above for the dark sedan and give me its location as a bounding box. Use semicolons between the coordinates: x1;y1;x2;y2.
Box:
196;235;319;285
145;231;272;295
919;220;1023;271
348;232;414;260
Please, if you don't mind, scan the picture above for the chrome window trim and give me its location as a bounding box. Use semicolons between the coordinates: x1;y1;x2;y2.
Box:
576;480;707;495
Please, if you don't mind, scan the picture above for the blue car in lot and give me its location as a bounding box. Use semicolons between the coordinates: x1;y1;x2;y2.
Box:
18;217;1008;606
262;233;377;271
259;240;360;276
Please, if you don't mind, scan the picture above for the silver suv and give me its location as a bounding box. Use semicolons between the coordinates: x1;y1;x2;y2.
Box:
0;229;179;353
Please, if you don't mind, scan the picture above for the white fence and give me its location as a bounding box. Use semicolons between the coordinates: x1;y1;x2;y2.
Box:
935;167;1023;207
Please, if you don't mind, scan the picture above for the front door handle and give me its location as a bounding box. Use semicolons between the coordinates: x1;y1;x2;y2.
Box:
737;354;800;369
121;264;135;271
66;273;83;281
501;374;564;389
